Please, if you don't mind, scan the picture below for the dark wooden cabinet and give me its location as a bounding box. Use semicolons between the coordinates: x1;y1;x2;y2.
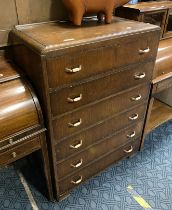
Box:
0;57;53;200
10;17;160;200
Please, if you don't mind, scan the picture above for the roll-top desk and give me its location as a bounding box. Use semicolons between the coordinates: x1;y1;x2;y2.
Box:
10;17;160;200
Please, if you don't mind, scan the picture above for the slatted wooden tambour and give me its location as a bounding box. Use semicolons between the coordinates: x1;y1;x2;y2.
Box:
10;17;160;200
0;57;53;200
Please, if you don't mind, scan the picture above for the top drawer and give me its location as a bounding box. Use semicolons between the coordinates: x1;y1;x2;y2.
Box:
46;31;159;88
0;59;19;83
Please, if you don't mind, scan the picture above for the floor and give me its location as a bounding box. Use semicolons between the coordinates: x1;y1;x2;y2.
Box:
0;120;172;210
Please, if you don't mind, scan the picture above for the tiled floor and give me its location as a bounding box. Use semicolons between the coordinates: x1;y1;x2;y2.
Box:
0;120;172;210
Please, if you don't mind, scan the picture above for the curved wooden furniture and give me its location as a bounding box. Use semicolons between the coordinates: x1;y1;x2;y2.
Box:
0;57;53;200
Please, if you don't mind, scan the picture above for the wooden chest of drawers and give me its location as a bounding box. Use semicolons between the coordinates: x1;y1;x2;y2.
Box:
11;17;160;200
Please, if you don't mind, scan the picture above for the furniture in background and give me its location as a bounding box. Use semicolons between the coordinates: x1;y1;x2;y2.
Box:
115;1;172;39
115;1;172;148
10;17;160;200
0;57;53;200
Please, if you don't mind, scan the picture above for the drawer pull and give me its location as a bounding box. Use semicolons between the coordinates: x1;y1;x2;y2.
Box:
71;159;83;168
12;152;17;158
65;65;82;73
131;94;142;101
70;140;83;149
71;176;83;185
127;131;136;138
134;72;146;79
124;146;133;153
9;139;13;144
129;113;139;121
0;73;3;77
68;119;82;127
67;94;82;103
139;47;150;54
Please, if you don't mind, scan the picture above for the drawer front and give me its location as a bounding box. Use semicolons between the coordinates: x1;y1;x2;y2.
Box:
115;31;159;68
58;140;140;194
152;74;172;94
0;60;19;83
50;61;154;116
56;121;143;179
56;104;147;160
0;136;41;166
46;31;158;88
53;84;150;140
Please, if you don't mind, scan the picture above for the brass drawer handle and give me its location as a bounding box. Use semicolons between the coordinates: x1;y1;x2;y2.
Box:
65;65;82;73
124;146;133;153
67;94;83;103
71;159;83;168
70;140;83;149
129;113;139;121
139;47;150;54
0;73;3;77
131;94;142;101
127;131;136;138
71;176;83;185
68;119;82;127
9;139;13;144
12;152;17;158
134;72;146;79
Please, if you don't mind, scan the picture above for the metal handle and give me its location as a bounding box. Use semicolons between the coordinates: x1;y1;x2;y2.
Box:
12;152;17;158
71;159;83;168
65;65;82;73
70;140;83;149
0;74;3;77
67;94;82;103
9;139;13;144
127;131;136;138
129;113;139;121
68;119;82;127
139;47;150;54
134;72;146;79
71;176;83;185
124;146;133;153
131;94;142;101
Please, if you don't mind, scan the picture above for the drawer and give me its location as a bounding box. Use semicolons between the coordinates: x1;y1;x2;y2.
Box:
115;31;159;68
58;139;140;194
0;135;41;166
56;121;143;179
55;103;147;160
46;31;158;88
0;128;45;152
53;84;150;140
0;60;19;83
152;72;172;95
50;61;154;116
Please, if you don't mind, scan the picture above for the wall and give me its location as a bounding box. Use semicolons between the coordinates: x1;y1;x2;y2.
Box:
0;0;67;47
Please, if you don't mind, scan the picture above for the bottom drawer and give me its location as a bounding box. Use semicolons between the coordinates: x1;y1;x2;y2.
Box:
58;139;140;195
0;135;41;166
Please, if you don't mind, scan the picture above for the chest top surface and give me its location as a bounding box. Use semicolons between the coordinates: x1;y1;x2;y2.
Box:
13;17;160;54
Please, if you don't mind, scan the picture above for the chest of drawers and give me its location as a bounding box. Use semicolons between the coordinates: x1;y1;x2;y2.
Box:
11;17;160;200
